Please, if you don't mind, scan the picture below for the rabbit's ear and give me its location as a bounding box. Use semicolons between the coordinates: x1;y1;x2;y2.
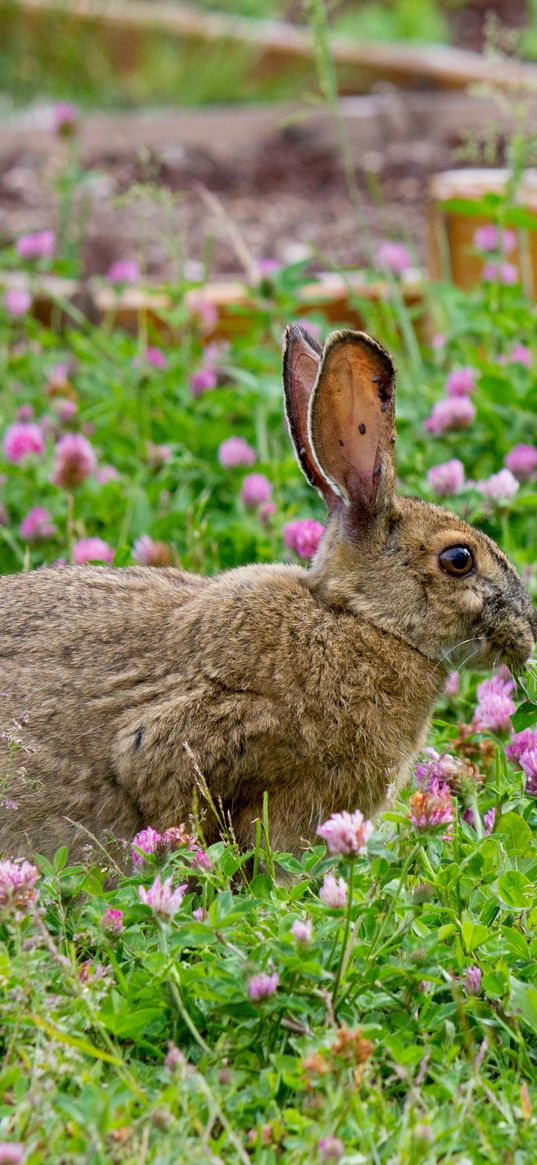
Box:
309;329;396;515
283;323;338;508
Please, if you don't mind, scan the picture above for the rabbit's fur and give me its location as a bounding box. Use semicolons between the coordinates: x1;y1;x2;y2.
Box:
1;326;535;860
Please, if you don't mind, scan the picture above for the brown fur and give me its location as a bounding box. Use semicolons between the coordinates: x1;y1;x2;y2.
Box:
0;326;535;860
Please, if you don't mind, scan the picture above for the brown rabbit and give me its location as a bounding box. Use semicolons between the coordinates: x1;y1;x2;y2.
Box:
1;325;535;861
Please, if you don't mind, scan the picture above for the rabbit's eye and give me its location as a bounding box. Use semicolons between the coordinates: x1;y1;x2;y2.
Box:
438;545;475;577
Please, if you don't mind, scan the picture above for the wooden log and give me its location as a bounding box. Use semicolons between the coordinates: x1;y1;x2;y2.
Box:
8;0;537;95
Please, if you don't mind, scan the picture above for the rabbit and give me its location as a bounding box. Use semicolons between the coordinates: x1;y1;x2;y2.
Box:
0;324;535;863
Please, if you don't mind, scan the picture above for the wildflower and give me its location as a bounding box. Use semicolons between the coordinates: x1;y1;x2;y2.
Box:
132;535;172;567
0;1144;25;1165
95;464;120;483
505;444;537;481
191;848;212;871
444;671;459;697
218;436;256;468
165;1042;186;1071
188;290;218;333
193;906;207;921
52;433;96;487
256;258;282;280
258;501;277;524
19;507;57;543
190;366;218;395
375;240;413;275
426;459;465;496
144;346;168;369
484;807;496;833
317;809;373;856
53;398;77;425
473;675;515;733
106;260;140;283
146;441;172;468
241;473;272;508
506;726;537;764
463;965;482;996
283;517;325;558
138;874;188;919
0;858;39;915
162;825;189;851
46;362;73;394
16;230;55;261
319;872;348;908
101;907;123;935
15;405;33;421
477;468;519;504
291;918;313;944
520;747;537;796
294;518;325;559
73;537;114;565
415;748;481;801
483;261;518;285
445;367;478;397
409;782;454;834
473;224;516;253
4;288;31;317
510;343;531;367
318;1136;344;1162
132;826;162;867
52;101;78;136
424;396;475;434
78;960;107;983
247;971;279;1000
3;422;44;463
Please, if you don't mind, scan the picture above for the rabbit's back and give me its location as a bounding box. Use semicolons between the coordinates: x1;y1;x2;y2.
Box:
0;563;442;858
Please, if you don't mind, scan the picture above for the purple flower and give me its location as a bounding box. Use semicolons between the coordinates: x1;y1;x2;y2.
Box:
510;343;531;367
188;290;219;333
4;288;31;317
138;874;188;919
146;441;172;468
256;258;282;280
191;848;212;871
106;260;140;284
319;873;348;908
132;826;162;867
3;422;45;463
375;240;413;275
73;537;114;565
258;501;277;525
506;727;537;764
101;907;123;935
192;906;206;921
132;535;171;567
52;101;79;136
477;468;519;504
16;230;55;261
473;685;515;733
484;807;496;834
473;225;516;254
483;261;518;285
318;1137;344;1162
409;783;454;835
426;459;465;496
53;398;77;425
463;965;482;996
165;1042;186;1071
505;444;537;481
291;918;313;944
424;396;475;434
317;809;374;856
0;1145;25;1165
0;859;39;915
283;517;325;559
15;405;33;422
241;473;272;508
190;366;218;396
144;346;168;369
52;433;96;488
19;506;57;543
247;971;279;1000
95;464;120;484
445;367;478;397
218;436;256;468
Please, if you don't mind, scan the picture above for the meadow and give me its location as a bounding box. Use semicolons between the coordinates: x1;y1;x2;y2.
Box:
2;102;537;1163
